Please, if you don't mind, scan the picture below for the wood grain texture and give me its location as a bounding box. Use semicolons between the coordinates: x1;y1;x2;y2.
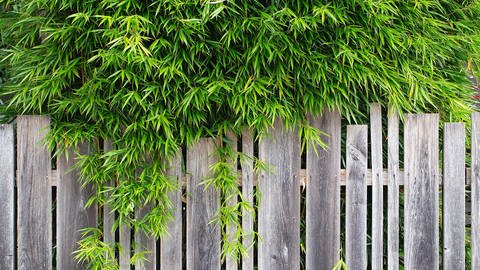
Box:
0;124;14;270
443;123;465;270
103;140;115;249
471;112;480;269
345;125;368;270
387;110;400;270
135;204;156;270
258;120;301;270
306;110;341;270
57;143;98;270
241;129;254;270
160;153;183;270
226;132;238;270
370;104;383;270
17;116;52;270
404;114;439;270
119;224;131;270
186;138;220;270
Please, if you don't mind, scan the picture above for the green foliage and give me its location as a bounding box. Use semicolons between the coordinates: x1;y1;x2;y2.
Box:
1;0;480;268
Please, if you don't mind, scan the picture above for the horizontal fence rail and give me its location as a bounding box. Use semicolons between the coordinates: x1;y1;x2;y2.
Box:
0;105;478;270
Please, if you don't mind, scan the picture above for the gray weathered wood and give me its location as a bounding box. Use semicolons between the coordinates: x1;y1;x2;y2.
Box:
160;153;183;270
119;224;131;270
387;109;400;270
370;104;383;270
306;110;341;270
226;132;238;270
0;124;14;270
443;123;465;270
471;112;480;269
17;116;52;270
135;204;156;270
187;138;220;270
241;129;254;270
57;143;98;270
345;125;368;270
404;114;439;270
102;140;115;259
258;120;301;270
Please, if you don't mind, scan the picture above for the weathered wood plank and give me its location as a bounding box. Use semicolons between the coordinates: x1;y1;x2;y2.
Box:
471;112;480;269
17;116;52;270
258;120;301;270
135;204;156;270
187;139;220;270
241;129;254;270
443;123;465;270
0;124;14;270
160;153;183;270
49;167;479;187
404;114;439;270
226;132;238;270
57;143;98;270
387;109;400;270
345;125;368;270
306;110;341;270
102;140;115;258
370;104;383;270
119;224;131;270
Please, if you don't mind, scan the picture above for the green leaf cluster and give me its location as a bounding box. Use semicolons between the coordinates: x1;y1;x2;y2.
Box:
1;0;480;268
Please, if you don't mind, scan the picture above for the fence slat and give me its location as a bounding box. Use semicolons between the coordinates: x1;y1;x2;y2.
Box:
404;114;439;270
187;138;220;270
119;224;131;270
226;132;238;270
346;125;368;270
387;109;400;270
370;104;383;270
0;124;14;270
258;120;301;270
135;204;156;270
160;153;182;270
306;110;341;270
241;129;254;270
103;141;115;249
17;116;52;270
471;112;480;269
57;143;98;270
443;123;465;270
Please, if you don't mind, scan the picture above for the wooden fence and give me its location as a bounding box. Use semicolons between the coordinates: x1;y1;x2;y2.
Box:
0;104;479;270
